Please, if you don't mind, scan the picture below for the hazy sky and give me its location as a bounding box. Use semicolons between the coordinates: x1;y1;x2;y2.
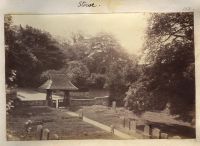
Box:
12;13;149;55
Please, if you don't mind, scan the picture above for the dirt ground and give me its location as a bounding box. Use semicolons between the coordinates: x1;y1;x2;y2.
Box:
7;106;119;140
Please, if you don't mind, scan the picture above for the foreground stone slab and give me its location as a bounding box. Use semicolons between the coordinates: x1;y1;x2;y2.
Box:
143;125;151;139
152;128;161;139
36;125;43;140
42;128;50;140
161;133;168;139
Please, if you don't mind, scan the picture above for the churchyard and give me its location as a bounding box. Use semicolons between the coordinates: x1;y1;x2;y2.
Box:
6;89;195;140
5;13;195;140
7;105;119;140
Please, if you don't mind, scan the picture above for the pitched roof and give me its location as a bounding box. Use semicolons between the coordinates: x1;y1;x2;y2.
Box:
39;73;78;91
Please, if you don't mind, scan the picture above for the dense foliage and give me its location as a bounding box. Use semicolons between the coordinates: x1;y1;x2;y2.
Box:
5;15;139;105
125;13;195;120
5;15;65;87
6;13;195;120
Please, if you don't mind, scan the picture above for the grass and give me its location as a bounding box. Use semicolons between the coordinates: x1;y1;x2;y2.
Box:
7;106;119;140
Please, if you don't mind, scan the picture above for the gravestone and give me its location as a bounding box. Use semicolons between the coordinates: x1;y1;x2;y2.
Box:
161;133;168;139
152;128;161;139
42;128;50;140
130;120;137;133
172;136;181;139
36;125;43;140
112;101;116;112
79;109;83;119
143;125;151;139
52;134;59;140
110;125;115;134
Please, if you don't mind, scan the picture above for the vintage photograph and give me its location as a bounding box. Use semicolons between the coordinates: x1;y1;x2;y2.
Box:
5;13;195;140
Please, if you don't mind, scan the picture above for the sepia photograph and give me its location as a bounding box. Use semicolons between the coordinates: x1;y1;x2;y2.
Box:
5;12;195;140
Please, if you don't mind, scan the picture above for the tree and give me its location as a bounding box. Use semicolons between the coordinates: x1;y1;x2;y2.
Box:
64;61;90;89
87;73;106;89
5;15;65;87
125;12;195;121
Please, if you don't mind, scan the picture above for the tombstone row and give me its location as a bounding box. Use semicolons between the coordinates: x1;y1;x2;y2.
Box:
143;125;163;139
24;120;59;140
121;118;181;139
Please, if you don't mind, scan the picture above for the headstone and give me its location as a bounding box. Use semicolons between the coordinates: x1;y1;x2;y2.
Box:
52;134;59;140
171;136;181;139
143;125;151;138
152;128;161;139
36;125;43;140
79;109;83;119
161;133;168;139
42;128;50;140
110;125;115;134
130;120;137;133
7;134;13;140
112;101;116;112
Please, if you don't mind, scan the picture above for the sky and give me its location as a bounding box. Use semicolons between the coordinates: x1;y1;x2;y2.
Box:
12;13;149;55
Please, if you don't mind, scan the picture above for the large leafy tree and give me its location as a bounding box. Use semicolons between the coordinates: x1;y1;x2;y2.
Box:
125;12;195;120
60;33;139;104
64;61;90;89
5;15;65;87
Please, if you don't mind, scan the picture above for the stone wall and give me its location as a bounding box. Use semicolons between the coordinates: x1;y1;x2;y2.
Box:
70;96;109;106
94;96;109;106
21;100;48;106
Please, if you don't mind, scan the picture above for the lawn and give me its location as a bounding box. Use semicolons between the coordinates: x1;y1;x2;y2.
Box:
7;106;119;140
71;105;195;139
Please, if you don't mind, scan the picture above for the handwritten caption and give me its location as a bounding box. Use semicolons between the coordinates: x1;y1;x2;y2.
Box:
77;1;101;7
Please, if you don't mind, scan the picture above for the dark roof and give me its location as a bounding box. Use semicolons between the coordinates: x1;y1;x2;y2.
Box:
39;74;78;91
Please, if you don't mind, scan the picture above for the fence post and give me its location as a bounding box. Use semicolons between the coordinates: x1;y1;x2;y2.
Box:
110;125;115;134
128;119;130;130
130;120;137;133
79;109;83;119
112;101;116;112
56;99;59;108
122;116;125;128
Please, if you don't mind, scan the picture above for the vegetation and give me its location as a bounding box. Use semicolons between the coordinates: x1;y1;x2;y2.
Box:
5;15;65;87
125;13;195;121
5;13;195;120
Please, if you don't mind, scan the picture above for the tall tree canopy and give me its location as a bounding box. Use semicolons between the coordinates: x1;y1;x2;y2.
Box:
125;12;195;121
5;15;65;87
